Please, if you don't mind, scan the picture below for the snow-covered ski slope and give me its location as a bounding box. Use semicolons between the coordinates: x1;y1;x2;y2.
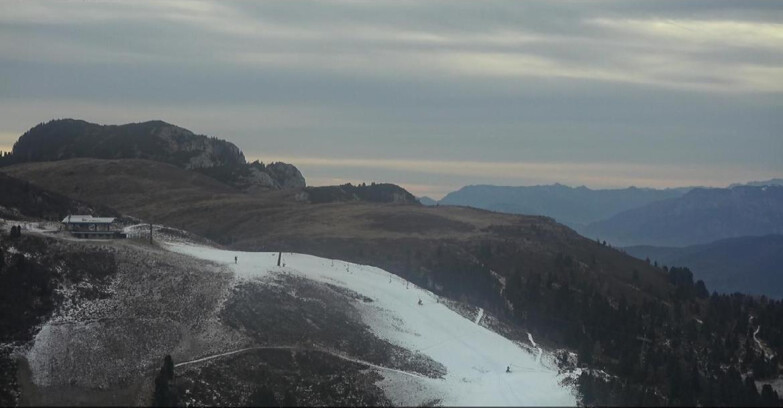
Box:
166;242;576;406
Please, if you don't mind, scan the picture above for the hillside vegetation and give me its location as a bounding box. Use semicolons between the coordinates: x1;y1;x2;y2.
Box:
0;119;305;192
5;156;783;405
0;172;117;221
625;235;783;299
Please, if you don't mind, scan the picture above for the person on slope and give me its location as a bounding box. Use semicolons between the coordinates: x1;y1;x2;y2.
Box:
234;256;237;264
506;366;511;373
418;298;423;306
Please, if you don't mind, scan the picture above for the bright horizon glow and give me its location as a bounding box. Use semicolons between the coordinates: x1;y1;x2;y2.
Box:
253;155;781;200
1;1;781;198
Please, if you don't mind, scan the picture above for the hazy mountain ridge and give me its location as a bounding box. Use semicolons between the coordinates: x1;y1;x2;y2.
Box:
624;235;783;299
730;178;783;188
417;196;437;206
2;120;782;405
0;119;305;192
585;185;783;247
2;176;782;405
438;183;691;228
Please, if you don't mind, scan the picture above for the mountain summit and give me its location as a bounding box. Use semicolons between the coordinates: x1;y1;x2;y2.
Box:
7;119;245;169
438;183;690;229
1;119;305;192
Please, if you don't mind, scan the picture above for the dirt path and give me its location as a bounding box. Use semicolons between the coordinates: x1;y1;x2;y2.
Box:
753;325;775;359
174;345;432;381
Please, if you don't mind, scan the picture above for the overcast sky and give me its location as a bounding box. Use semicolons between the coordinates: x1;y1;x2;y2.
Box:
1;0;781;198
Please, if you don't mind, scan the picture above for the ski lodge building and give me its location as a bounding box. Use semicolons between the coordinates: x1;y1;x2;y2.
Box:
62;215;126;239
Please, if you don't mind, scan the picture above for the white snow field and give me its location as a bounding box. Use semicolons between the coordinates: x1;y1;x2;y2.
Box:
166;243;577;406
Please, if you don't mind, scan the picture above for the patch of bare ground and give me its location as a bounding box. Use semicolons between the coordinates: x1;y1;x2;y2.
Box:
222;275;445;379
6;229;451;406
174;348;391;407
13;237;247;406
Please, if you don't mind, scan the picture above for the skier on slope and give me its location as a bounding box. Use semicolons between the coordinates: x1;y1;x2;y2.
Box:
506;366;511;373
234;256;237;264
418;298;423;306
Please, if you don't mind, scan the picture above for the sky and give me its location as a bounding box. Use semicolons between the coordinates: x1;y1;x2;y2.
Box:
1;0;781;199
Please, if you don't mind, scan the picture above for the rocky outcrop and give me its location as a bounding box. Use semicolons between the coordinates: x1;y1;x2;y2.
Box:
4;119;246;169
1;119;306;192
217;161;306;193
266;162;306;189
151;122;245;170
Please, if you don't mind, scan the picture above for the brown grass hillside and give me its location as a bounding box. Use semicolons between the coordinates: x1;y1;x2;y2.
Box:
2;158;674;328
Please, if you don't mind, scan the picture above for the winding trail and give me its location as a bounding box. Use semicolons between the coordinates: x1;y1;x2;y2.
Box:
753;325;774;359
750;316;774;360
474;308;484;325
528;333;543;364
754;326;762;349
175;346;296;368
174;345;431;381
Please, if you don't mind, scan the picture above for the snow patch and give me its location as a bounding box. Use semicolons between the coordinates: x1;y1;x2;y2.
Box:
165;242;576;406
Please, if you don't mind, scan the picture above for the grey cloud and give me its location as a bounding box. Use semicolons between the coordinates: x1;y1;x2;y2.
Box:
0;0;781;197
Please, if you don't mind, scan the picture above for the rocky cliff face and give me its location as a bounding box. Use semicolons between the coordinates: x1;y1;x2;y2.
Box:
1;119;306;192
151;122;246;170
5;119;246;169
266;162;306;189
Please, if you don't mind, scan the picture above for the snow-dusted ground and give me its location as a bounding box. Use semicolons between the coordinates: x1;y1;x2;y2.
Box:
166;243;576;406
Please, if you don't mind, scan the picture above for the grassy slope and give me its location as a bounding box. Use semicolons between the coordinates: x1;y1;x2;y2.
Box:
6;159;781;406
0;171;118;221
2;159;673;312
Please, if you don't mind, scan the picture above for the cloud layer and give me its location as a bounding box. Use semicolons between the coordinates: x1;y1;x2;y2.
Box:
1;0;781;197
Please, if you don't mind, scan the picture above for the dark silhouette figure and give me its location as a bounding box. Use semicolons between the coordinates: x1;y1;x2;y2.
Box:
234;256;237;264
506;366;511;373
277;252;282;267
153;355;176;406
249;386;279;407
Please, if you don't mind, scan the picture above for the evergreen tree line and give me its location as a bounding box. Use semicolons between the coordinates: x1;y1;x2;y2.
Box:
8;226;22;239
0;235;54;343
502;258;783;406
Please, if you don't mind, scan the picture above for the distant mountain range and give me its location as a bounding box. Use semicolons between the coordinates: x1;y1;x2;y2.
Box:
3;118;782;406
730;178;783;188
584;185;783;247
436;184;691;229
625;235;783;299
417;196;437;206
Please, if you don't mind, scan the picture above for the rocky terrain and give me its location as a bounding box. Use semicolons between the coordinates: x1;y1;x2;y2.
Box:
0;119;306;193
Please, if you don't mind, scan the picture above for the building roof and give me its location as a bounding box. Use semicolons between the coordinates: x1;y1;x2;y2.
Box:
62;215;116;224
